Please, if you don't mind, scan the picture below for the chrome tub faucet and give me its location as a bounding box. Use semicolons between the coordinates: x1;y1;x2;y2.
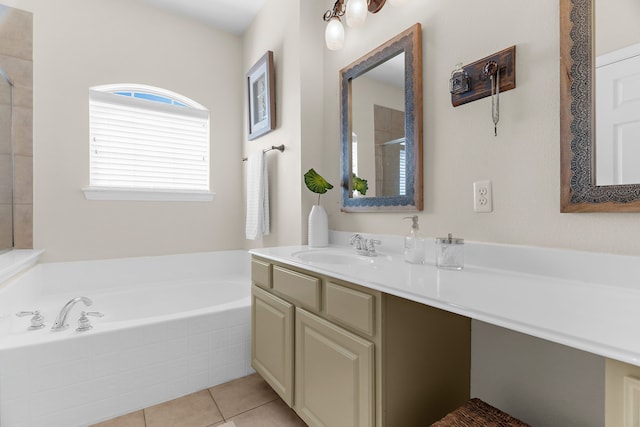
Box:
15;310;45;330
51;296;92;331
76;311;104;332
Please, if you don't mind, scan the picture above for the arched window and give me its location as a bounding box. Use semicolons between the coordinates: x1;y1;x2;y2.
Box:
85;84;212;201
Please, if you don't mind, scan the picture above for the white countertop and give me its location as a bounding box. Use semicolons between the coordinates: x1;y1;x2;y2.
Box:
250;234;640;367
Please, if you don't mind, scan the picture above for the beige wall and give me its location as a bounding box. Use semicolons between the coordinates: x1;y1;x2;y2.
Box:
299;0;327;240
472;321;605;426
2;0;244;261
242;0;302;249
242;0;325;249
319;0;640;256
596;0;640;56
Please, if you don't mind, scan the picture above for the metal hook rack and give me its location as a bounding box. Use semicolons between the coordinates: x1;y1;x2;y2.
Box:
450;46;516;107
242;144;285;162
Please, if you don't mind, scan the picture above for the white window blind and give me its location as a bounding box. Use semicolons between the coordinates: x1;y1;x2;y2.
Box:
351;132;359;176
89;86;210;193
399;142;406;196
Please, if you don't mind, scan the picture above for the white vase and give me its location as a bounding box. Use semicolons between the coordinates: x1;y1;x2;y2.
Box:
308;204;329;248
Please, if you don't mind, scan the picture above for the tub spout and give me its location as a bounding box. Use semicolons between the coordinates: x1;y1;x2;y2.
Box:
51;296;92;331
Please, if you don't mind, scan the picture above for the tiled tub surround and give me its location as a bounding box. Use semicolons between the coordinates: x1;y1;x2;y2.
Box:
253;231;640;368
0;250;253;427
0;5;33;249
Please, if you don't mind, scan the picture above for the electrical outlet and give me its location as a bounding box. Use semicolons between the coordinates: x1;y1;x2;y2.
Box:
473;180;493;213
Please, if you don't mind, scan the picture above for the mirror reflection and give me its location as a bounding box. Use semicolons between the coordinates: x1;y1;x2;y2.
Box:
350;53;405;197
0;70;12;251
341;24;422;212
595;0;640;185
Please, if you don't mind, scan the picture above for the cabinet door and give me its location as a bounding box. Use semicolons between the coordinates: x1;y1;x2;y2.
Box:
252;285;294;406
295;308;374;427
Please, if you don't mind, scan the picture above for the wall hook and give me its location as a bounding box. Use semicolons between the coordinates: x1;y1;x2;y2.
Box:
450;46;516;126
482;61;499;78
483;61;500;136
449;63;471;95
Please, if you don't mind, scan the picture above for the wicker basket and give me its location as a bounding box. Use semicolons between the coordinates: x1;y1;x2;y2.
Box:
430;398;530;427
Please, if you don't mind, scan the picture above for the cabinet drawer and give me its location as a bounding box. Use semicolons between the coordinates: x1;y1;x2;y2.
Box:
251;258;271;289
272;266;321;312
325;281;375;336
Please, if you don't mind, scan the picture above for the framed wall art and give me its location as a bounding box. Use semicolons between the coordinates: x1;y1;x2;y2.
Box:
247;51;276;140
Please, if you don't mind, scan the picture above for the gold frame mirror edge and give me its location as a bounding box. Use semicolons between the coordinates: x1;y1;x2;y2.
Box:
340;23;423;213
560;0;640;212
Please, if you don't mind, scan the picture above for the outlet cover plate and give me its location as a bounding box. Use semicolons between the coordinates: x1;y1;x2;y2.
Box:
474;180;493;213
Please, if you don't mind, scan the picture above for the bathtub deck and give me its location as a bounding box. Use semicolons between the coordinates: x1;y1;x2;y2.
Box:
90;373;306;427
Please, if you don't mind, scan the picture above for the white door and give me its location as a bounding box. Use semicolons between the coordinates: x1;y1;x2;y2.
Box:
596;44;640;185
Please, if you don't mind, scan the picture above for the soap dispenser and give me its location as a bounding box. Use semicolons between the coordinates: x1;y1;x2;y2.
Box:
404;215;427;264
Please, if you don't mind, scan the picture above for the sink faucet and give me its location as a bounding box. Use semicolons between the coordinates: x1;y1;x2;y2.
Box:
349;234;381;257
51;296;92;331
349;234;366;251
366;238;382;255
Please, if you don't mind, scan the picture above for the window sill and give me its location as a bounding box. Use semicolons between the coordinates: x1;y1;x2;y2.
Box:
82;187;215;202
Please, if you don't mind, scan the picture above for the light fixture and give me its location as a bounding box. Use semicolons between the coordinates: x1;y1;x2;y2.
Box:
323;0;346;51
325;17;345;51
323;0;409;50
346;0;368;28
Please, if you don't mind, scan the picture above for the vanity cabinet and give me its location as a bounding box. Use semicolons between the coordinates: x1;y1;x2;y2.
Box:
251;256;471;427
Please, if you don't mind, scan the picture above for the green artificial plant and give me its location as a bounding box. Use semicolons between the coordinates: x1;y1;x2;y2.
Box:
304;168;334;205
352;173;368;196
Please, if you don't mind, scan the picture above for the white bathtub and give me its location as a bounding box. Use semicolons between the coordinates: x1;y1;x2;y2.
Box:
0;250;252;427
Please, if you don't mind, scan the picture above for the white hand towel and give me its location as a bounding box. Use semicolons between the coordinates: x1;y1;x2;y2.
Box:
245;152;270;240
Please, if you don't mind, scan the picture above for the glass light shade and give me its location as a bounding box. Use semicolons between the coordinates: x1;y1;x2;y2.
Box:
325;17;345;51
346;0;367;28
388;0;410;5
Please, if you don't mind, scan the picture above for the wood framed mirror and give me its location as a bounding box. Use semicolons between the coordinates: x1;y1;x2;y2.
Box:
340;24;422;212
560;0;640;212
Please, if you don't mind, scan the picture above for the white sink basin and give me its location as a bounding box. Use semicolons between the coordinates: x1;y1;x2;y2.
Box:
292;249;390;266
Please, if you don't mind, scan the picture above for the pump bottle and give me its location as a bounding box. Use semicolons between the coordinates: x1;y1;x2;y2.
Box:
404;215;427;264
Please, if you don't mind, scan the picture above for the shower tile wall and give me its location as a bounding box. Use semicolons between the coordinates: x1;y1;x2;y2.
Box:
374;104;405;197
0;5;33;249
